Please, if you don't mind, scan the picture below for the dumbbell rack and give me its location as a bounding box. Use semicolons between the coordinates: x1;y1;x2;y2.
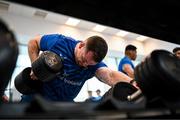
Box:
0;95;180;119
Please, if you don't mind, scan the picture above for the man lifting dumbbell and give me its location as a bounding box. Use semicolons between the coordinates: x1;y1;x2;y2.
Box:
20;34;137;102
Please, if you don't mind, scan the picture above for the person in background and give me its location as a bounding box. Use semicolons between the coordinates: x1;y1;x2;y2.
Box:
173;47;180;59
94;89;102;101
118;44;137;79
85;90;96;102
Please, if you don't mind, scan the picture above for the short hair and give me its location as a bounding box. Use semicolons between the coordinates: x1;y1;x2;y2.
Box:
86;36;108;62
173;47;180;53
125;44;137;51
96;89;101;93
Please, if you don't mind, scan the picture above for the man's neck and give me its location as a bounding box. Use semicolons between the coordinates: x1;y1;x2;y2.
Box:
126;55;132;60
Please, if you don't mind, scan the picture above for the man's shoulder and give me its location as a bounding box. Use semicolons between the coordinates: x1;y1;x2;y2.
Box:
120;56;132;65
42;34;78;42
121;56;131;62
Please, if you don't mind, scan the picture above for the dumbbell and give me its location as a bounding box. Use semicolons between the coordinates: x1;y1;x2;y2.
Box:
14;51;63;94
32;51;63;82
102;49;180;103
135;49;180;102
101;82;139;102
14;67;42;94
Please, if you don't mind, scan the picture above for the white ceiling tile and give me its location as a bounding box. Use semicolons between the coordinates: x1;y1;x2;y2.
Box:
103;27;120;35
123;33;140;40
77;20;96;30
45;12;68;25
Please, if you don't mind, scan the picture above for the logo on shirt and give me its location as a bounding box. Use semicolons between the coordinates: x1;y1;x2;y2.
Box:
57;73;82;86
64;79;82;86
59;53;67;60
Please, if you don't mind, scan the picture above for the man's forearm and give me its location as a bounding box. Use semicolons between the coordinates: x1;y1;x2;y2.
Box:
96;68;132;86
111;70;132;85
28;39;40;63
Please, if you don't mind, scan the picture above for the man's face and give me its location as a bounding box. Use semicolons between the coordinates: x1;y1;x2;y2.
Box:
130;50;137;61
76;43;97;67
175;50;180;59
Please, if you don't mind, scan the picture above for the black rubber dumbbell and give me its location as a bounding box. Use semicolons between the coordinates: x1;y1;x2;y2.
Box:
135;49;180;102
32;51;63;82
101;82;138;102
14;51;63;94
14;67;42;94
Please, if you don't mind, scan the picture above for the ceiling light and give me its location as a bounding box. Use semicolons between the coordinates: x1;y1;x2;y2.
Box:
93;25;106;32
136;35;148;42
65;18;80;26
116;31;129;37
34;10;47;19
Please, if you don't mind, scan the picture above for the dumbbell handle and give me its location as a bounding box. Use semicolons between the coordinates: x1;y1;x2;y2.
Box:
127;89;142;101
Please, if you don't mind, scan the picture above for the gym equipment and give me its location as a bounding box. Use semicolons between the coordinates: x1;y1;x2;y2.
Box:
102;49;180;103
101;82;138;102
14;67;42;94
135;49;180;102
1;94;180;119
32;51;63;82
0;19;18;98
14;51;63;94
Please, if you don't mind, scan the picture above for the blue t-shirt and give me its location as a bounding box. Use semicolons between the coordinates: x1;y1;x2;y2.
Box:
118;56;135;75
85;96;102;102
22;34;107;102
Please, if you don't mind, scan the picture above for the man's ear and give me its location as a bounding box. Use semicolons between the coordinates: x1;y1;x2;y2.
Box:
79;41;85;48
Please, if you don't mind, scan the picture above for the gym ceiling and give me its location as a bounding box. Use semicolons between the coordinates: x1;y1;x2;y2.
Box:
7;0;180;45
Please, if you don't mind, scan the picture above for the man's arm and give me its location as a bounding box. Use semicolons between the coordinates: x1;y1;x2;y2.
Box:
28;35;42;63
28;35;42;80
123;64;134;78
95;67;132;86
